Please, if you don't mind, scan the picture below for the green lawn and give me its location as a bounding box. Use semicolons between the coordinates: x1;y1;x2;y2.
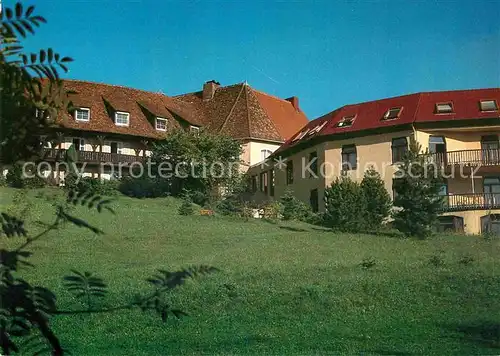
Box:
1;187;500;355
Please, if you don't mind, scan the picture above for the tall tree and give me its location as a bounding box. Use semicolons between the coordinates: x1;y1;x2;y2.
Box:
361;167;392;230
152;129;243;201
392;137;444;238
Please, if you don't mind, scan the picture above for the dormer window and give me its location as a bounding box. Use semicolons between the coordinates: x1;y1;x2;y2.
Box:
480;100;498;112
337;115;355;128
115;111;130;126
75;108;90;122
435;102;454;114
382;107;403;120
155;117;167;131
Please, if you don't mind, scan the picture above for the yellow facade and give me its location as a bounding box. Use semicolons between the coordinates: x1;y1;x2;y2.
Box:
247;126;500;235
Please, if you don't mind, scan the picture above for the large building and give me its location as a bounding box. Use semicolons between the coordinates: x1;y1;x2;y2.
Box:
247;88;500;235
36;79;308;180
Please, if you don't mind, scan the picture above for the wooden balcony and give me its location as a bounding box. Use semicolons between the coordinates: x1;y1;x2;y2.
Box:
429;149;500;167
41;148;146;165
442;193;500;212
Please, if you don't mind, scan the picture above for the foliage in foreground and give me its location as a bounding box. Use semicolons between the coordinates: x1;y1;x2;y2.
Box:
0;187;217;354
393;138;444;238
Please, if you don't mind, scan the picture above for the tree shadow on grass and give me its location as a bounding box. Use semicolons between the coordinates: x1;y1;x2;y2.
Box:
367;349;413;355
279;226;309;232
442;321;500;349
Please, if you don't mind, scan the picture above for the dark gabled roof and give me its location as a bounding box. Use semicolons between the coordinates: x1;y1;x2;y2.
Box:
277;88;500;154
55;80;308;142
173;83;308;142
57;80;201;139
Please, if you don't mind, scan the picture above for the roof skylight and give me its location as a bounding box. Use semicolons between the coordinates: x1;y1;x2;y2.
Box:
435;102;454;114
336;115;355;128
479;100;498;112
382;107;402;120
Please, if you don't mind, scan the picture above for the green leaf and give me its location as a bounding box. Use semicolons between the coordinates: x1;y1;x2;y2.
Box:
47;48;54;62
25;5;35;17
15;3;23;18
11;21;26;37
39;49;46;62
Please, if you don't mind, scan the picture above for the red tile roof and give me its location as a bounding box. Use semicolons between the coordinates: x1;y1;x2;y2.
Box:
277;88;500;154
55;80;308;143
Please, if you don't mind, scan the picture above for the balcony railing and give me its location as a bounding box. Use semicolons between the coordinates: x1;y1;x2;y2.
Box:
429;149;500;167
41;148;145;165
442;193;500;212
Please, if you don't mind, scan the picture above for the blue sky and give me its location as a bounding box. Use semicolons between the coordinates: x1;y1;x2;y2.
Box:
19;0;500;119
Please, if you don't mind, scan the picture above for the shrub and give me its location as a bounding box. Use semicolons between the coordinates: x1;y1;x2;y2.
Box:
323;176;366;232
178;196;194;216
262;201;281;220
216;196;243;216
190;190;209;206
280;189;312;222
6;163;24;188
361;167;391;230
6;163;47;188
119;176;170;198
76;177;120;196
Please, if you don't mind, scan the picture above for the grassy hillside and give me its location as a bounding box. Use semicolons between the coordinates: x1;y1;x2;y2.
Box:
1;187;500;355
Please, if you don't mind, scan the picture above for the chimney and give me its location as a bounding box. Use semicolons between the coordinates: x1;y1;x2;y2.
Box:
286;96;299;111
202;80;220;101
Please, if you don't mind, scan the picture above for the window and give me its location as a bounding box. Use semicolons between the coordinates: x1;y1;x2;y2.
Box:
481;135;499;164
115;111;130;126
391;137;408;163
110;142;118;154
481;214;500;235
259;171;268;194
435;102;454;114
484;176;500;207
341;145;357;170
110;142;122;154
310;189;319;213
435;216;464;233
336;115;355;128
382;107;402;120
269;169;275;197
286;161;294;185
261;149;273;161
72;138;85;152
190;126;200;135
75;108;90;121
479;100;498;112
155;117;167;131
308;151;318;177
